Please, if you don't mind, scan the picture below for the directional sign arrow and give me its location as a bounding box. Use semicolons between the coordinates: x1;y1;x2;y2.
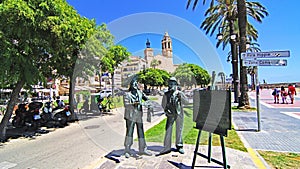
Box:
241;50;290;59
243;60;258;66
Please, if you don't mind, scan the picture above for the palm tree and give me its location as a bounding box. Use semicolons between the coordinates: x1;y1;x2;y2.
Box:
187;0;268;107
218;72;226;89
200;1;267;49
150;59;161;69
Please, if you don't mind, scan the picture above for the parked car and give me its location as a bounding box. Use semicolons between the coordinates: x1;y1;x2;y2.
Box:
99;90;112;98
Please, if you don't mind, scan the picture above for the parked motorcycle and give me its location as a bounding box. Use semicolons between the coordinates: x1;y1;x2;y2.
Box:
12;102;43;130
40;101;72;128
52;104;72;127
40;101;54;127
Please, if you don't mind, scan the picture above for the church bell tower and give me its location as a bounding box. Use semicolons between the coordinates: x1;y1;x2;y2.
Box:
161;32;173;58
144;38;154;61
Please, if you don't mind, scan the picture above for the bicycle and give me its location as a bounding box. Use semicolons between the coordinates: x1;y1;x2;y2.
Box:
106;96;115;109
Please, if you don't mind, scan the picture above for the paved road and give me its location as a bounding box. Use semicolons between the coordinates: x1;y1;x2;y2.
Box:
0;118;107;169
0;96;165;169
3;90;299;168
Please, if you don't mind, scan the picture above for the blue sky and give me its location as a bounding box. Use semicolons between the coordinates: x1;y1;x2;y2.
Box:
66;0;299;84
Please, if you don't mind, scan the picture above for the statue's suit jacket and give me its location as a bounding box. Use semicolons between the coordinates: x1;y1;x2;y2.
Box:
124;90;148;122
162;90;188;116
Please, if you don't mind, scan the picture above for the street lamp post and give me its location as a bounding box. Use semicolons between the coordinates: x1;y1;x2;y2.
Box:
217;20;239;103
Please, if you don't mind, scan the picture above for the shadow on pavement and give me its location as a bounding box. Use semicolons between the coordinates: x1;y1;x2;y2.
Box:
234;128;258;132
104;145;165;163
168;160;191;169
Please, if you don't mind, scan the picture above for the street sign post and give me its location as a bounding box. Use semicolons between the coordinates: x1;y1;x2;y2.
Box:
241;50;290;132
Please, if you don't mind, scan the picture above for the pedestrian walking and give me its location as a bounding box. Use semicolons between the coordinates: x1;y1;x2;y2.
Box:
157;77;188;156
123;76;152;158
272;87;280;104
280;86;288;104
288;84;297;104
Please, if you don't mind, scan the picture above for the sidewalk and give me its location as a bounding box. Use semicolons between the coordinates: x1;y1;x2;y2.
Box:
92;97;263;169
233;90;300;153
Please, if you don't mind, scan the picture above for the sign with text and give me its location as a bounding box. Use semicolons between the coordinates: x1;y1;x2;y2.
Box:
241;50;290;59
193;90;231;136
243;60;259;66
243;59;287;66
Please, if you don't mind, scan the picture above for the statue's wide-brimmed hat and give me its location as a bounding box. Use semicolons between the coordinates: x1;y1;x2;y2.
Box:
168;77;178;84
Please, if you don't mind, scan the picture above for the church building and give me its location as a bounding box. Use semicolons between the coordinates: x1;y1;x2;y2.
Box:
144;32;177;73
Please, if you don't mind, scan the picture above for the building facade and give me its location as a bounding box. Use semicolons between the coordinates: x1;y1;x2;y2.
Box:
144;32;177;73
115;32;177;87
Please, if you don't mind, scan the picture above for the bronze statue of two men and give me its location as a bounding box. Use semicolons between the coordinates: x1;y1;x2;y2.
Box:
123;76;187;158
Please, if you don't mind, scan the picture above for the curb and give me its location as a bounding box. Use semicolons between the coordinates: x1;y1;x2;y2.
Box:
232;120;270;169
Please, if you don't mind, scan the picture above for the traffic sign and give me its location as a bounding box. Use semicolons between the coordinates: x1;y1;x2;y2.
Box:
243;59;287;66
241;50;290;59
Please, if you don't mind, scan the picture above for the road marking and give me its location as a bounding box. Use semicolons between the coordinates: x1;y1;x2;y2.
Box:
281;112;300;120
0;161;17;169
247;148;267;169
232;122;268;169
260;100;274;108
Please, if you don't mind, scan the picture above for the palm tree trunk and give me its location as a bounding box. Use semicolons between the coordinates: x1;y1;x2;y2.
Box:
229;19;239;103
0;79;25;141
237;0;250;108
251;73;255;91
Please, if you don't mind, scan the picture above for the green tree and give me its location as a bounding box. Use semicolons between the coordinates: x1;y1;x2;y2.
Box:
172;63;210;89
157;69;171;88
0;0;94;140
172;64;195;89
187;63;210;87
199;1;268;49
137;68;170;90
48;6;96;119
101;45;130;97
76;24;114;81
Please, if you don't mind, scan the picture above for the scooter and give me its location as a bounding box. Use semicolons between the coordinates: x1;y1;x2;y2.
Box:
12;102;43;131
52;104;72;127
40;101;54;127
